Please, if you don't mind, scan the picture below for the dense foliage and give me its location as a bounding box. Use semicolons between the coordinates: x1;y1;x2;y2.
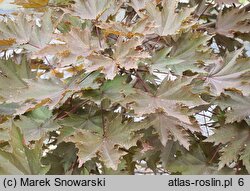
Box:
0;0;250;175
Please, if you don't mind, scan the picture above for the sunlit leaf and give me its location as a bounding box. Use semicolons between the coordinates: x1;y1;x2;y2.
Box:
145;0;195;36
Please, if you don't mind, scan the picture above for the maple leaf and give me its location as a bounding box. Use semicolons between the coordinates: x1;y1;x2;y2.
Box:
0;124;49;174
56;104;102;142
0;58;33;94
127;0;160;18
0;103;20;116
1;56;99;114
150;113;199;150
38;28;100;67
0;14;32;48
71;0;114;20
0;11;53;51
145;0;196;36
58;107;102;133
86;37;149;79
0;70;67;113
167;145;223;175
123;77;202;149
151;31;212;75
1;107;60;141
205;122;250;173
127;0;154;19
160;140;182;169
0;57;36;106
13;0;49;8
215;7;250;37
112;37;150;70
1;78;65;106
65;114;148;169
3;75;100;113
96;18;155;37
214;90;250;123
42;142;78;174
204;49;250;95
14;107;60;141
66;71;100;91
85;54;117;80
83;75;135;105
124;77;204;119
1;0;250;175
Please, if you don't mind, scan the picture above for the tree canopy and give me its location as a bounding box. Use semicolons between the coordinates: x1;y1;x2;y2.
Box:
0;0;250;175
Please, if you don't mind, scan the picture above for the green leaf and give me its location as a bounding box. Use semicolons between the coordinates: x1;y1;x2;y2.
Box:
58;104;103;133
0;103;20;115
42;142;78;175
0;120;10;142
65;114;149;170
83;75;135;104
167;145;219;175
214;90;250;123
205;121;250;172
0;57;36;110
14;107;60;141
1;78;65;107
0;58;33;97
0;124;49;174
151;32;212;75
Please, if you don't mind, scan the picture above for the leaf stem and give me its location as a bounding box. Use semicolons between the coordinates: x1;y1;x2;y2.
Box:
208;143;221;164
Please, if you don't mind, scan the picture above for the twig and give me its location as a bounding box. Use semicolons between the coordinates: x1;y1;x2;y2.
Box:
142;36;160;45
134;171;155;175
44;56;54;69
199;121;217;126
135;71;151;93
95;26;102;48
197;4;210;20
101;101;107;138
202;111;210;136
56;100;89;119
195;113;212;118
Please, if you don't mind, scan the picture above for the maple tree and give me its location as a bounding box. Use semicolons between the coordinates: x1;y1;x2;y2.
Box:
0;0;250;175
